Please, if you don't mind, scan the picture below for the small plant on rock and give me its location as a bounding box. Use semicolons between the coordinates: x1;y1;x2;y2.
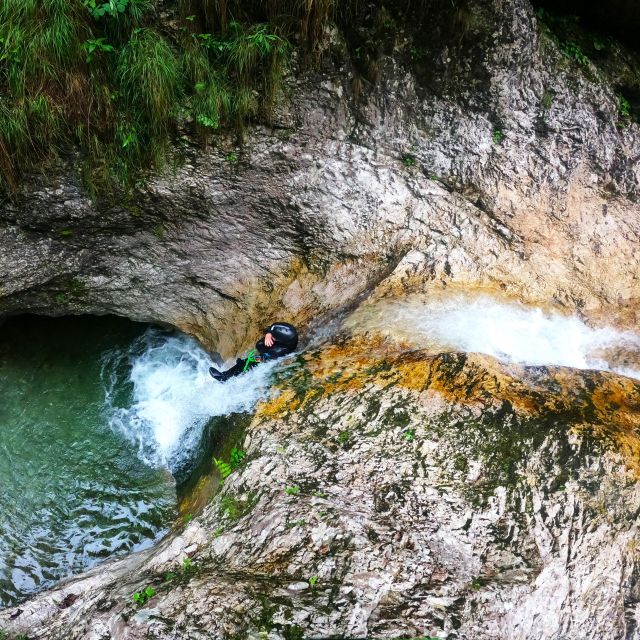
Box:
401;153;416;167
230;447;246;466
214;457;233;480
214;447;247;484
403;428;415;442
492;129;504;144
132;585;155;606
561;42;589;67
541;89;555;110
619;94;631;119
285;485;300;496
285;518;306;529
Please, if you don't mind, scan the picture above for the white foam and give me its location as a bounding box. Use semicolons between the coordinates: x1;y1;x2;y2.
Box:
102;328;278;472
348;295;640;378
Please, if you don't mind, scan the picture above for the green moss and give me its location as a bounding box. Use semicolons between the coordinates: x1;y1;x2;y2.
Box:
153;224;166;239
540;88;555;109
220;491;258;520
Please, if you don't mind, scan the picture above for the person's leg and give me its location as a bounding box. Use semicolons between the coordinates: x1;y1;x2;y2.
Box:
209;358;251;381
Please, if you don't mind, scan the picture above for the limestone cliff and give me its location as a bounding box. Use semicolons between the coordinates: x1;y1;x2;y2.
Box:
2;332;640;639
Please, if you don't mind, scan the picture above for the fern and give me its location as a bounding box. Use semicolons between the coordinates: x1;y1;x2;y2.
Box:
213;457;232;479
230;447;246;467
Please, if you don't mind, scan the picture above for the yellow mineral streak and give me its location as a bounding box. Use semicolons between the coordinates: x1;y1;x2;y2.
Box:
257;335;640;474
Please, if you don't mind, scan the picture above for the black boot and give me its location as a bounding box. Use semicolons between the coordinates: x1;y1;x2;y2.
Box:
209;366;226;381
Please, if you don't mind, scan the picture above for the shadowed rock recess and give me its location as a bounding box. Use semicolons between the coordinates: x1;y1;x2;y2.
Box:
2;0;640;637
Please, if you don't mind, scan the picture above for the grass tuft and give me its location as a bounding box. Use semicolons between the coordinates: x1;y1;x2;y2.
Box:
117;28;181;135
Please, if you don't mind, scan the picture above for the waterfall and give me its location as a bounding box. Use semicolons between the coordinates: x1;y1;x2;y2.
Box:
101;328;277;474
347;294;640;379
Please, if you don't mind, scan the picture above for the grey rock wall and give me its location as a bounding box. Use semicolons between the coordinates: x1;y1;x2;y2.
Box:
1;0;639;355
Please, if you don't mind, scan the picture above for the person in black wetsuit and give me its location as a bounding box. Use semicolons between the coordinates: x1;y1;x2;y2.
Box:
209;322;298;382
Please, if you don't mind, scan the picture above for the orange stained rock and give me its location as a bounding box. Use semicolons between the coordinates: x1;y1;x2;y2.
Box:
256;335;640;474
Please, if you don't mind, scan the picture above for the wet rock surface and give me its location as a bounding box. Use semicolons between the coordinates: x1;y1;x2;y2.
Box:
3;338;640;639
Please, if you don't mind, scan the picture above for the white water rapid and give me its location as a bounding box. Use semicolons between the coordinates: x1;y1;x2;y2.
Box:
101;328;278;474
347;294;640;379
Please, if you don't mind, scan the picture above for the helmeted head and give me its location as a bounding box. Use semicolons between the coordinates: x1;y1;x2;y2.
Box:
266;322;298;347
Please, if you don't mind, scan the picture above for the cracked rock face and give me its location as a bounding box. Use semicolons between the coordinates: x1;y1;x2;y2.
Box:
2;338;640;639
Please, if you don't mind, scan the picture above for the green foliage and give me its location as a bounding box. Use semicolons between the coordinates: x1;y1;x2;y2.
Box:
285;485;300;496
226;151;239;164
0;0;306;196
214;447;246;482
161;555;198;586
285;518;306;529
337;430;350;444
117;28;180;135
132;585;155;606
308;575;318;587
403;428;415;442
220;492;257;519
560;41;589;66
83;0;131;19
401;153;416;167
593;37;606;52
619;93;631;118
541;89;555;110
492;129;504;144
0;0;88;191
214;457;233;479
83;36;114;62
230;447;246;466
185;20;291;134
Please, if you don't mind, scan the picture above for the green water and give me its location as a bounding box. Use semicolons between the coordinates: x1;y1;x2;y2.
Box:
0;315;176;607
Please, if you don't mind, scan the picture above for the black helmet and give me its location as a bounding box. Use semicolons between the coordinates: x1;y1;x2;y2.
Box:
267;322;298;347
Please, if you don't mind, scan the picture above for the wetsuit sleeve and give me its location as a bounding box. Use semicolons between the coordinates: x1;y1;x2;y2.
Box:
256;339;292;358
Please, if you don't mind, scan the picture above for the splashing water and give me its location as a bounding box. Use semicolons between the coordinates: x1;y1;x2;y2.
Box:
346;294;640;378
102;328;277;475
